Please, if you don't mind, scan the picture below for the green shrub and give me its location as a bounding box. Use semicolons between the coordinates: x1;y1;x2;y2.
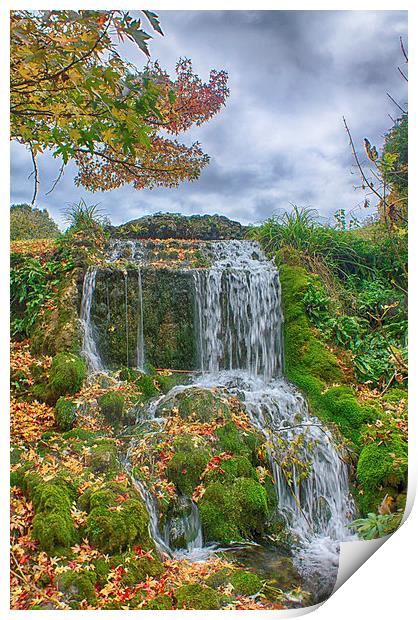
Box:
55;397;77;431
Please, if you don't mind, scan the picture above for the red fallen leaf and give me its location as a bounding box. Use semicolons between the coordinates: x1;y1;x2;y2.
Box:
114;473;127;483
181;469;187;475
68;560;78;569
19;554;30;564
116;493;129;503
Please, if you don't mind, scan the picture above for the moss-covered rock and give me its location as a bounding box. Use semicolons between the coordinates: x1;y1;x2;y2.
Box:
55;397;77;431
55;569;97;605
87;441;118;474
98;391;124;425
142;594;173;610
200;477;268;544
23;475;78;554
229;569;263;595
215;422;261;463
166;436;210;496
357;440;407;512
47;352;86;401
174;583;221;610
85;483;154;554
160;387;231;423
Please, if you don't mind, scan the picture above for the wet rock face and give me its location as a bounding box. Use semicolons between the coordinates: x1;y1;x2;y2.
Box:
90;267;198;370
107;212;246;241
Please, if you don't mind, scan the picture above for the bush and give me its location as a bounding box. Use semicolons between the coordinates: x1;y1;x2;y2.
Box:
10;203;60;240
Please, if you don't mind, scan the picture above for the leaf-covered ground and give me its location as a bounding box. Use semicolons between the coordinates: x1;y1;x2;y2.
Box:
10;341;307;610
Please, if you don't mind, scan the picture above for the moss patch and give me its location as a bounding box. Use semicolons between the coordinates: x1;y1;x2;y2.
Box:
47;352;86;402
174;584;221;610
84;482;154;554
200;477;268;544
55;569;97;606
98;391;124;426
55;397;77;431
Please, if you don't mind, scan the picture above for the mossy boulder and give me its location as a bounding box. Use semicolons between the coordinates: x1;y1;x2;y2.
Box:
229;569;263;596
143;594;173;610
87;441;118;474
23;475;78;554
98;391;124;425
55;397;77;432
166;435;210;496
159;387;231;423
94;552;163;587
174;583;221;610
215;422;261;463
47;352;86;401
200;477;268;544
85;483;154;554
357;440;407;512
55;569;97;606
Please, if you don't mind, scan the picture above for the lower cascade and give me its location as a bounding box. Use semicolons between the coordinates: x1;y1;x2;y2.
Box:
81;239;356;598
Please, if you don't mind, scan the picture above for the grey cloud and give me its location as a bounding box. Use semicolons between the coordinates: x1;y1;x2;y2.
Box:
10;10;407;228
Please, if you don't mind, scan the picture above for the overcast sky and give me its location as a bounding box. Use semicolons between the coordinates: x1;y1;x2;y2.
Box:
10;10;408;228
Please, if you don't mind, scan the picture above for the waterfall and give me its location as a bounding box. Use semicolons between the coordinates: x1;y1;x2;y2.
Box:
81;237;355;593
80;267;103;372
194;241;283;379
191;240;355;591
136;268;145;371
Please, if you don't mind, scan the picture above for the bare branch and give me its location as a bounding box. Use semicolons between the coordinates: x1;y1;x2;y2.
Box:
342;117;383;202
400;36;408;63
45;162;65;195
397;66;408;82
29;146;39;205
386;92;407;115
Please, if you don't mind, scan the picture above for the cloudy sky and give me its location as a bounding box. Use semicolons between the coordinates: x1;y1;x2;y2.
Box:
10;10;408;228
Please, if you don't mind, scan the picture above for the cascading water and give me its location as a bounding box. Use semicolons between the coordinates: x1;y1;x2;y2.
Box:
80;266;104;372
194;241;283;379
80;238;355;593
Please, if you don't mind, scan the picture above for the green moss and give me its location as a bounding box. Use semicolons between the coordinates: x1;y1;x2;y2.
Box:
56;569;97;605
200;477;268;544
229;569;263;596
24;476;78;554
48;352;86;401
62;428;102;442
166;437;210;495
87;441;118;474
98;391;124;425
215;422;260;462
55;397;77;431
161;387;231;423
142;594;173;610
357;441;407;495
205;567;233;589
206;455;257;484
135;374;159;400
85;483;154;554
174;584;221;610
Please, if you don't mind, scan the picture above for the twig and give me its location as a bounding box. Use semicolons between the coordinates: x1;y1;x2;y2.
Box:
397;67;408;82
29;146;39;205
45;162;65;195
342;117;383;202
400;36;408;63
386;92;407;115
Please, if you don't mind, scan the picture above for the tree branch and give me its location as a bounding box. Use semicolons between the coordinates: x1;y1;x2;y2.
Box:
342;117;383;202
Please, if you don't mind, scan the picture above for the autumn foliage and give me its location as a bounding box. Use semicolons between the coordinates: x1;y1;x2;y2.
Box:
10;11;229;197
